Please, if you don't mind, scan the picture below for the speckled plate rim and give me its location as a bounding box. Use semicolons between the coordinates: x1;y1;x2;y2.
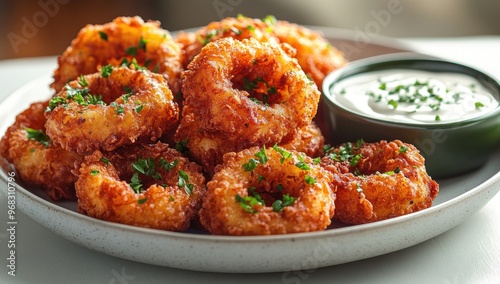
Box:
0;28;499;273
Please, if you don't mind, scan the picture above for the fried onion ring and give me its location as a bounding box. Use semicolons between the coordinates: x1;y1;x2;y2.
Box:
176;15;279;68
321;140;439;224
0;101;81;200
199;145;335;235
75;142;205;231
52;16;182;94
45;66;178;155
278;121;325;158
175;37;320;174
273;20;347;90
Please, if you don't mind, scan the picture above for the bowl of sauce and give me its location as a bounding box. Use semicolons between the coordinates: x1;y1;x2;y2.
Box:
320;53;500;178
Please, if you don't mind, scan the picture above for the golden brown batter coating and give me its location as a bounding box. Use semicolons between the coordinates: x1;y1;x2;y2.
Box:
175;37;320;175
75;142;205;231
45;66;179;155
199;146;335;235
321;140;439;224
0;101;82;200
52;16;183;95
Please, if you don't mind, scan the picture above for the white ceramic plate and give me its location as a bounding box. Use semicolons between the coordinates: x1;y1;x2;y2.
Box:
0;29;499;273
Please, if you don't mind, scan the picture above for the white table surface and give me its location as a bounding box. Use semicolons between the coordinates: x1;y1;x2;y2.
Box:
0;36;499;284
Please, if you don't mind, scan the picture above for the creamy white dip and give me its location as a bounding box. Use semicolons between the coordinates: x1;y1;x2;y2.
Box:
330;70;498;124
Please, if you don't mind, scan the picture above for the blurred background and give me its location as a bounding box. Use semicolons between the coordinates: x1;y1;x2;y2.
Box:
1;0;500;60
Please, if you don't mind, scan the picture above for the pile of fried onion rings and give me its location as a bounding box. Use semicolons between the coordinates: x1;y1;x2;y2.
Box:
0;15;439;235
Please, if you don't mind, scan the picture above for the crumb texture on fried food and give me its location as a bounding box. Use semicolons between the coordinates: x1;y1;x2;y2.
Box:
75;142;205;231
0;101;82;200
52;16;183;95
175;37;320;175
321;140;439;224
45;66;179;155
199;145;335;235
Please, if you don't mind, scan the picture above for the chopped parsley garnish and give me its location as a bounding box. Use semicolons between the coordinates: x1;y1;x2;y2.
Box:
46;97;67;111
199;29;219;45
243;146;268;171
174;139;189;154
126;46;137;56
262;15;277;28
90;169;100;176
138;198;148;204
25;127;51;147
243;77;276;104
134;103;144;113
242;158;259;172
327;140;363;166
77;74;89;87
100;65;114;78
295;154;310;170
272;145;292;163
399;145;408;153
110;102;124;114
120;58;147;70
138;37;148;51
132;157;161;180
272;194;296;212
129;173;143;193
305;175;316;185
178;170;194;195
98;31;108;41
159;158;178;172
100;157;110;166
235;187;264;213
129;157;174;193
255;146;268;164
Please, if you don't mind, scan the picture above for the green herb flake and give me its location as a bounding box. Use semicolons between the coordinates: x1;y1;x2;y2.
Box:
135;103;144;113
138;198;148;204
98;31;108;41
388;99;398;109
77;75;89;87
90;169;100;176
25;127;51;147
178;170;194;195
272;194;296;212
126;46;137;56
100;65;114;78
235;194;258;213
138;37;148;51
174;139;189;154
262;15;277;27
242;158;258;172
399;145;408;153
305;175;316;185
159;158;178;172
46;97;67;112
129;172;143;193
475;101;485;109
100;157;110;166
